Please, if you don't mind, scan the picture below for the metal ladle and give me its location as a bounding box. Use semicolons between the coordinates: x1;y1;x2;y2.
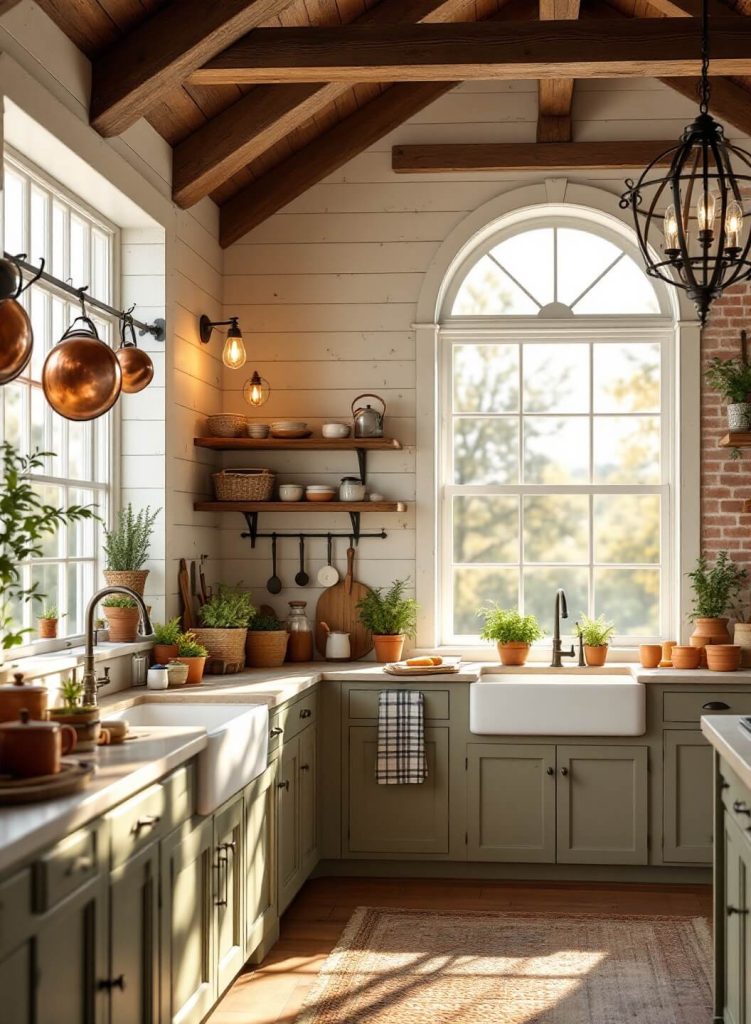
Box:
295;535;309;587
267;533;282;594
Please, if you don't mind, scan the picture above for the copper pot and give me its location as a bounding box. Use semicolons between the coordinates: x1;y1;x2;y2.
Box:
42;314;121;421
0;672;48;722
0;254;43;385
0;709;76;777
116;314;153;394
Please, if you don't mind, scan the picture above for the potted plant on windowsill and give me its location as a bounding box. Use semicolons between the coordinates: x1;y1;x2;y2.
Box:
37;605;63;640
103;503;160;596
575;614;616;667
101;595;140;643
706;356;751;432
173;632;209;685
191;585;255;671
245;613;288;668
48;676;100;751
688;551;748;664
152;616;182;664
357;578;418;663
478;606;545;666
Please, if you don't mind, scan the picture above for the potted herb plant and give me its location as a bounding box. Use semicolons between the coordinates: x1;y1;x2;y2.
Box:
706;356;751;431
174;631;209;685
152;616;182;664
688;551;748;661
101;595;140;643
575;614;616;667
479;606;545;666
103;503;160;596
192;584;255;670
37;605;63;640
48;676;100;751
357;578;418;663
245;613;289;668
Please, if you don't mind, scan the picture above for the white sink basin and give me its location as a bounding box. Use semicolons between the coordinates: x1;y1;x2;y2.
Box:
470;674;645;736
111;702;269;814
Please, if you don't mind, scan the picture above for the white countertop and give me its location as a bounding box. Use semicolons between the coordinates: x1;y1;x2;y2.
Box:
702;715;751;792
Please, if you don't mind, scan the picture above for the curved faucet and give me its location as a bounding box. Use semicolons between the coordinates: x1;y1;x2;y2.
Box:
82;585;154;706
550;588;575;668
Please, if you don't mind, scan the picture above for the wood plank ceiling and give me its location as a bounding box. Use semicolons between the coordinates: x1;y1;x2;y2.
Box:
33;0;751;247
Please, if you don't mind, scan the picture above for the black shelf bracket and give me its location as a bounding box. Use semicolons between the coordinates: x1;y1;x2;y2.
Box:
356;448;367;483
348;511;361;544
242;512;259;546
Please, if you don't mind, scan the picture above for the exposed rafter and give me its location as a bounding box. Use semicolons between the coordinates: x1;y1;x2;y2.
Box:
90;0;297;137
392;140;676;172
537;0;581;143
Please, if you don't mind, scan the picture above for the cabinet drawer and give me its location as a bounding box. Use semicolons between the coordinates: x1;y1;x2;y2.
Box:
720;761;751;841
0;868;31;958
33;824;101;913
663;690;751;723
108;783;166;868
269;690;317;750
348;688;450;721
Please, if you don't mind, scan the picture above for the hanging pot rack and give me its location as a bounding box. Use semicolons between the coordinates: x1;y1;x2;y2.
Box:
241;518;388;548
4;252;165;341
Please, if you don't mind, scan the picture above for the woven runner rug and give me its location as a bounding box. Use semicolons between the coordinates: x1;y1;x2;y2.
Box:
295;907;712;1024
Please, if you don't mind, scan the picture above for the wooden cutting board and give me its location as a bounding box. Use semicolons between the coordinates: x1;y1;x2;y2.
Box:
315;547;373;659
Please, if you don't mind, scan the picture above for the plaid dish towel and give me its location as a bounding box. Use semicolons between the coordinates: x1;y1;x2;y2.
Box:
376;689;428;785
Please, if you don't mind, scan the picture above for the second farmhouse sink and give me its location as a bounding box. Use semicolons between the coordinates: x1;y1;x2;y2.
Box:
111;702;269;814
470;673;646;736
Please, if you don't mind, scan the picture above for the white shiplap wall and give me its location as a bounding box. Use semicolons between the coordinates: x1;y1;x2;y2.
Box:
219;78;722;632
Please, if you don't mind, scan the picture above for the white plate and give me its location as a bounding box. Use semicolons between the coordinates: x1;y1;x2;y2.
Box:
317;565;340;587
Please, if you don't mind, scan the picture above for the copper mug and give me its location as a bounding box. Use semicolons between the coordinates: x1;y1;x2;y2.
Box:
0;710;77;777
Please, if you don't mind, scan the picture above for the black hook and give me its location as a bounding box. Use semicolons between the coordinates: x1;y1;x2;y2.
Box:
77;286;89;320
120;306;138;348
12;253;45;297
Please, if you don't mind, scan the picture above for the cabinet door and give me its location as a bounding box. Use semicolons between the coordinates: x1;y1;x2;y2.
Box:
467;744;556;863
160;817;215;1024
277;736;301;914
244;763;278;962
0;943;32;1024
35;876;109;1024
556;745;648;865
299;723;318;876
724;813;748;1024
347;726;449;855
663;730;714;864
214;793;245;997
110;842;160;1024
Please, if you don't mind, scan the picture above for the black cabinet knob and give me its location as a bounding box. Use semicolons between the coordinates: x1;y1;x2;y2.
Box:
98;975;125;992
560;767;569;777
278;780;290;791
545;767;555;776
299;708;312;719
733;800;751;817
270;726;283;737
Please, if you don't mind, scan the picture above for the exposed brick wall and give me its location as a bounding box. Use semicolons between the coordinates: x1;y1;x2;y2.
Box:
701;283;751;565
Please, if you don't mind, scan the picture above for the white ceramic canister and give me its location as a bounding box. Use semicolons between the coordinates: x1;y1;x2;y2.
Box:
147;665;169;690
325;631;351;660
339;476;366;501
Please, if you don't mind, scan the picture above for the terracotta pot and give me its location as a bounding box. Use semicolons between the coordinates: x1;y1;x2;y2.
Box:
38;618;58;639
47;707;101;752
639;644;662;669
690;617;732;667
584;644;609;667
246;630;289;668
103;569;149;596
0;710;76;777
670;645;702;670
153;644;179;665
734;623;751;668
103;605;140;643
497;641;530;667
373;634;405;663
174;657;206;685
706;644;742;672
0;672;48;722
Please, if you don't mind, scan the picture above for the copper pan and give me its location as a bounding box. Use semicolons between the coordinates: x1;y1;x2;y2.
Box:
116;315;153;394
0;254;44;385
42;315;121;421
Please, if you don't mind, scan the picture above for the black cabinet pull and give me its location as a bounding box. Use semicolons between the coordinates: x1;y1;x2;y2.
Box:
270;726;283;737
546;767;555;776
728;906;749;916
733;800;751;817
560;767;569;776
65;855;93;876
132;815;160;834
703;701;730;711
98;975;125;992
300;763;310;772
278;780;290;791
299;708;312;719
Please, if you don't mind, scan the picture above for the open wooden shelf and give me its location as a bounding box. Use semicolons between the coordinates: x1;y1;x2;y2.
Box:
194;500;406;513
193;436;402;452
720;433;751;448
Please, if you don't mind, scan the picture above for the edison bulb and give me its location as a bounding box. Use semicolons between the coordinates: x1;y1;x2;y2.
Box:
697;190;716;234
726;199;744;249
243;371;270;407
222;332;246;370
664;204;679;250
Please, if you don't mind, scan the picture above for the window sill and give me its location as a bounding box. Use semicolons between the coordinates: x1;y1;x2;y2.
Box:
422;645;641;664
2;640;154;683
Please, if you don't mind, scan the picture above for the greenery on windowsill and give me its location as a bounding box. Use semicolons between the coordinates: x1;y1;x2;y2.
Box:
574;614;616;648
478;606;545;645
103;503;160;572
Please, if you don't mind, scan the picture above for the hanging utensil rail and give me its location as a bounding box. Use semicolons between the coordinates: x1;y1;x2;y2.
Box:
5;252;165;341
240;518;387;549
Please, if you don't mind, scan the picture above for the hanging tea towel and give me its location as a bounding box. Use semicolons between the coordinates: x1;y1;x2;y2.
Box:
376;689;428;784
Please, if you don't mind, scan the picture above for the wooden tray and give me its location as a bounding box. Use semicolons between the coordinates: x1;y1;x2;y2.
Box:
384;658;463;677
0;759;95;805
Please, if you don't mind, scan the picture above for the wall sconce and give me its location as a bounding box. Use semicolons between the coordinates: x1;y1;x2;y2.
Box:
243;370;271;407
199;315;246;369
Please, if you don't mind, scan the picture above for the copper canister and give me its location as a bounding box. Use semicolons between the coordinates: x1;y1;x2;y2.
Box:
0;673;48;722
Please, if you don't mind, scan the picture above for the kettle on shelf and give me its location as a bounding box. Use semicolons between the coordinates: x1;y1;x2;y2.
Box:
352;393;385;438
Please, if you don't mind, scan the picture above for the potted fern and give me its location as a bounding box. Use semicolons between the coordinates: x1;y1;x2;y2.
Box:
37;605;63;640
102;595;140;643
152;616;182;664
192;584;255;670
479;606;545;666
48;676;100;751
246;612;288;668
357;578;418;663
706;356;751;431
575;614;616;667
103;503;160;596
174;631;208;685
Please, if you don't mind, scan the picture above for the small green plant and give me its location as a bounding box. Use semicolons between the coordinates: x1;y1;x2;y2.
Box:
102;595;137;609
198;584;254;629
58;677;85;712
478;606;545;645
248;613;285;631
153;617;182;645
688;551;748;620
356;579;418;637
706;357;751;404
103;503;160;571
39;605;61;620
575;614;616;648
177;631;209;658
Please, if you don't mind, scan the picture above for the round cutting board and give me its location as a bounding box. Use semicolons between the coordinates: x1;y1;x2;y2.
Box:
315;546;373;659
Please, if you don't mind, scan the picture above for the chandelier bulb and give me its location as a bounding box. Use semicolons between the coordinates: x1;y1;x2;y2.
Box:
664;205;680;252
726;200;744;250
696;190;716;236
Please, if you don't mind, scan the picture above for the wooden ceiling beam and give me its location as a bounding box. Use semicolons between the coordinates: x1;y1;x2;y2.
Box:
172;0;481;209
537;0;580;143
192;18;751;84
90;0;298;138
392;140;676;172
660;75;751;136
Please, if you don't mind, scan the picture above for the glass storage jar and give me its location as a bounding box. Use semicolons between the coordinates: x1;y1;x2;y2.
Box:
286;601;314;662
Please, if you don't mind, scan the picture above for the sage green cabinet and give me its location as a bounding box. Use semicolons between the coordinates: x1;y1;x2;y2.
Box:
299;721;318;876
244;763;278;963
556;745;648;865
109;841;160;1024
346;725;450;856
467;744;556;863
160;816;215;1024
214;793;245;998
277;722;318;914
0;944;31;1024
722;813;750;1024
663;730;714;864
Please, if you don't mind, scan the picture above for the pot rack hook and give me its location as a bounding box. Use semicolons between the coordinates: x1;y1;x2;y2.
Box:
120;304;138;348
77;285;89;320
13;253;45;296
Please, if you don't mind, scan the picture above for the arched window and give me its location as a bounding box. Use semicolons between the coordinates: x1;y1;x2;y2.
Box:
439;213;673;645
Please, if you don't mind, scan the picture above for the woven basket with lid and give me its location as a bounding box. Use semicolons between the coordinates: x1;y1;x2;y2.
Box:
213;469;275;502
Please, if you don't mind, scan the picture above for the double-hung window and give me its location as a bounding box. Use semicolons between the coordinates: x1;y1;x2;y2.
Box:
1;151;116;645
440;217;674;646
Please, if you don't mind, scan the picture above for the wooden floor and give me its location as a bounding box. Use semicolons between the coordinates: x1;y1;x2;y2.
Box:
207;876;712;1024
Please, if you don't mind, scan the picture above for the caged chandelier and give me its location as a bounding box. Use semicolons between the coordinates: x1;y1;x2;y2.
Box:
620;0;751;325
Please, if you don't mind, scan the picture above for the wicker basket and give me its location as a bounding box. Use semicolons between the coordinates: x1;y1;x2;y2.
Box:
213;469;275;502
103;569;150;596
206;414;247;438
246;630;289;668
190;627;248;665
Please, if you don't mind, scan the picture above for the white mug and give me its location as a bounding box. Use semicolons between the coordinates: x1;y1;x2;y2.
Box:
325;631;350;660
147;665;169;690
